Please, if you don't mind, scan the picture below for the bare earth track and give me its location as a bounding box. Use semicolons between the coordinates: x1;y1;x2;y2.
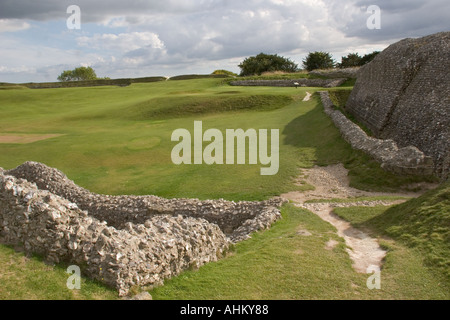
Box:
281;164;436;273
0;133;64;144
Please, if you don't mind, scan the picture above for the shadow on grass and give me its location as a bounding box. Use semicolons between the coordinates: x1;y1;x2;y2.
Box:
281;95;438;192
282;95;357;166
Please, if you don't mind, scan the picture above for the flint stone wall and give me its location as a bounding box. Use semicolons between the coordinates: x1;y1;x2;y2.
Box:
230;78;346;88
345;32;450;179
320;91;434;176
0;162;286;296
309;67;360;79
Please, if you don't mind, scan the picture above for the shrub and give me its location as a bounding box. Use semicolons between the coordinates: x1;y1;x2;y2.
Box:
212;70;238;77
57;66;100;82
302;52;336;71
238;53;299;76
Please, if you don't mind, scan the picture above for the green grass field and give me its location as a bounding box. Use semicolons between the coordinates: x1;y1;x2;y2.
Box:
0;79;432;199
0;78;447;299
151;203;449;300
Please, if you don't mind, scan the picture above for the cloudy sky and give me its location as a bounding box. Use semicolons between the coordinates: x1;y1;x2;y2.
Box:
0;0;448;83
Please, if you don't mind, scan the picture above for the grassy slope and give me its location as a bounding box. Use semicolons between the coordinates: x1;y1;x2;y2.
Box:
0;79;432;199
0;78;446;299
151;204;449;300
0;245;118;300
334;182;450;282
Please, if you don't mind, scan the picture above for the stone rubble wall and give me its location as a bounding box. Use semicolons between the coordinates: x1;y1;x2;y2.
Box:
309;67;360;79
230;78;346;88
344;32;449;180
319;91;435;176
5;162;285;241
0;162;286;296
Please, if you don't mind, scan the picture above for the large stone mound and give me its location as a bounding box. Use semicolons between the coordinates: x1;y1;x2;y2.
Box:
0;162;285;296
345;32;450;179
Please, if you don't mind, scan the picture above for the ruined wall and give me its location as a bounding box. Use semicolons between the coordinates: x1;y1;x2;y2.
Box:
0;162;286;296
309;67;360;79
345;32;450;179
320;91;434;176
5;162;284;242
230;78;346;88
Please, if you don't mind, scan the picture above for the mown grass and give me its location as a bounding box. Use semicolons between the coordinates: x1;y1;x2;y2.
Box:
0;79;432;199
123;94;293;120
150;204;449;300
0;245;118;300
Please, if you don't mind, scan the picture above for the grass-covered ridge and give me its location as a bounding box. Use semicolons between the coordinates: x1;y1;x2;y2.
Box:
334;181;450;283
125;94;293;120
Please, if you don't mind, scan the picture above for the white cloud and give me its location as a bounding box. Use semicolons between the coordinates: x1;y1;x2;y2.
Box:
1;0;449;82
0;65;35;73
77;31;165;52
0;19;30;33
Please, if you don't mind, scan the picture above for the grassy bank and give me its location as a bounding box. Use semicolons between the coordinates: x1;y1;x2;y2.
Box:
150;204;449;300
334;182;450;282
0;245;118;300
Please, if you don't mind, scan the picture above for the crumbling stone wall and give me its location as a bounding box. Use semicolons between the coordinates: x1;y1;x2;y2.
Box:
0;162;286;296
309;67;360;79
345;32;450;179
230;78;346;88
320;91;434;176
5;162;284;242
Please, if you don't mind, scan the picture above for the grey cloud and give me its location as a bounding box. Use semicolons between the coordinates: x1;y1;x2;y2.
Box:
336;0;450;41
2;0;449;83
0;0;225;21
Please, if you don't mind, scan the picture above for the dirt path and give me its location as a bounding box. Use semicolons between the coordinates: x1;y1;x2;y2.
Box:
303;92;312;102
281;164;436;273
299;202;389;273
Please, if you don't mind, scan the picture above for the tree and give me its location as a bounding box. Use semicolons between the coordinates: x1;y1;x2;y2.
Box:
57;70;74;82
57;66;99;81
360;51;380;65
238;53;299;76
338;53;363;68
302;51;335;71
337;51;381;68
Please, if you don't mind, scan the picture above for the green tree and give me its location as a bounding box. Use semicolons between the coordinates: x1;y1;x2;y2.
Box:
360;51;380;65
337;51;380;68
338;53;363;68
57;66;99;82
57;70;74;82
238;53;299;76
302;51;335;71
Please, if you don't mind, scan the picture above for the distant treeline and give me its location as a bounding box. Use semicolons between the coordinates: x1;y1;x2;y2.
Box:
1;74;231;89
168;74;230;81
14;77;166;89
